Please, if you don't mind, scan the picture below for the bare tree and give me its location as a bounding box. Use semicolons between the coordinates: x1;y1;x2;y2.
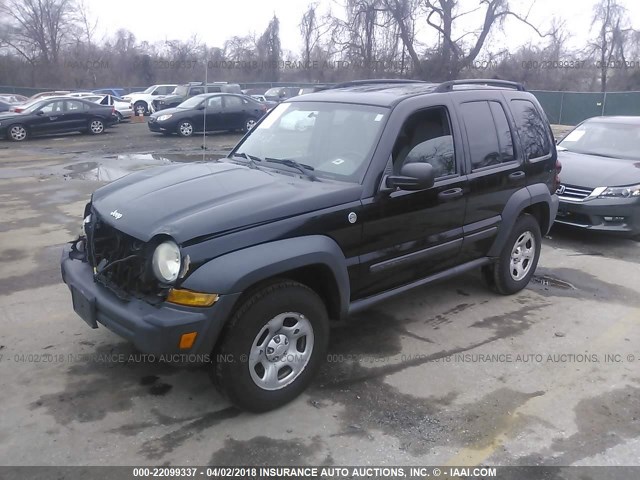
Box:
590;0;632;92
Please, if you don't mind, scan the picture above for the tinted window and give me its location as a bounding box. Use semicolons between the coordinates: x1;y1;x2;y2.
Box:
224;96;243;109
510;99;551;159
189;87;204;96
159;86;174;95
489;102;515;162
393;107;456;177
460;101;502;169
40;101;65;113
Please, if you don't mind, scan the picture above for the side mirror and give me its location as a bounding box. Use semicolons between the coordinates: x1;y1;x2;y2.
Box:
35;110;45;116
197;104;205;110
385;163;435;191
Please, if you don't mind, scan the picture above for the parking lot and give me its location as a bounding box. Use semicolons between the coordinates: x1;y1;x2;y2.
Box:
0;121;639;466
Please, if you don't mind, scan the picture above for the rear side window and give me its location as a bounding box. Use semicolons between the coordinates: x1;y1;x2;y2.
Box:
510;99;551;159
488;102;515;163
460;101;502;169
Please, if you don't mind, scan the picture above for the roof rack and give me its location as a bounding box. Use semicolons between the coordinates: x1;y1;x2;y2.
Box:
434;79;525;92
328;79;427;90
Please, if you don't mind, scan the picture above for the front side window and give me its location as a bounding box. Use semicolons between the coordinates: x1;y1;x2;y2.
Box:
207;96;223;110
392;106;456;178
233;101;388;183
510;99;551;160
40;101;65;114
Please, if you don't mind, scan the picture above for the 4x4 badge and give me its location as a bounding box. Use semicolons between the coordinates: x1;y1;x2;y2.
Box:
348;212;357;224
110;209;123;220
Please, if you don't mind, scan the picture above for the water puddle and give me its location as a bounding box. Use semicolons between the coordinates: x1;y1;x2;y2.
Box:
531;274;576;290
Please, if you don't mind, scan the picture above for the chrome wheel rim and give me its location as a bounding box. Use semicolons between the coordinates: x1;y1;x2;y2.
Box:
510;231;535;281
135;104;146;115
249;312;314;391
90;120;104;134
245;119;256;131
179;122;193;136
10;125;27;141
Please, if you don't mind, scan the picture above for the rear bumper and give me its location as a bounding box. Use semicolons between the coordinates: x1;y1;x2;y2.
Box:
555;197;640;235
60;244;240;357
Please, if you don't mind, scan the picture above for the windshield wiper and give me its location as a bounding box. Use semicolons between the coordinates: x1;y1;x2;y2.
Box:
265;157;317;181
232;152;263;169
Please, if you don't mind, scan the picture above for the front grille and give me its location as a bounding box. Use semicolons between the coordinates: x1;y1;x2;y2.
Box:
86;213;163;301
557;184;593;201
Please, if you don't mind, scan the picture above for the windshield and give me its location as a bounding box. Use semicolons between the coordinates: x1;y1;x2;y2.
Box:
264;88;281;97
559;121;640;160
142;86;155;94
233;101;388;182
21;99;47;113
177;96;204;109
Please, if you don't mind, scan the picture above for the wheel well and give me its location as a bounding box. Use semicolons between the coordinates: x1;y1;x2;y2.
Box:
523;202;550;234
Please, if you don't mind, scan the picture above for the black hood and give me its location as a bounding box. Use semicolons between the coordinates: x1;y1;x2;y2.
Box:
558;150;640;188
156;94;182;104
91;161;362;244
0;112;24;120
149;107;183;117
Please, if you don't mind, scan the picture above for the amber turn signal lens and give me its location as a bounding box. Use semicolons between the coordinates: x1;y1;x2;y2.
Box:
179;332;198;350
166;288;219;307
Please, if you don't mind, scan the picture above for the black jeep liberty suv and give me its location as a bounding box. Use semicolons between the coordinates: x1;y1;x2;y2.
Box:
61;79;560;412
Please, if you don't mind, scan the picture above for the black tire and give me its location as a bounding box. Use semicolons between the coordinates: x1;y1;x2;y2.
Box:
213;280;329;412
87;118;105;135
177;120;195;137
8;124;28;141
485;213;541;295
134;101;148;116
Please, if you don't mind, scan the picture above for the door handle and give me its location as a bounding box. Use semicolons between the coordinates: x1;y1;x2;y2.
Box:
508;171;526;183
438;187;464;202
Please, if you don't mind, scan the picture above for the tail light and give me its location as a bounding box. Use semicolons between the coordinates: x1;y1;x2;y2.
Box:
111;106;115;114
553;159;562;191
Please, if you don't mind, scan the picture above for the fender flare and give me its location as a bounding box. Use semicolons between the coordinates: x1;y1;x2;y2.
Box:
487;184;553;257
181;235;351;318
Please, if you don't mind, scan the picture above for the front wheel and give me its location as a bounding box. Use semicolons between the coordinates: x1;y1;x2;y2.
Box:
134;102;148;116
213;280;329;412
485;214;541;295
177;120;194;137
8;124;28;141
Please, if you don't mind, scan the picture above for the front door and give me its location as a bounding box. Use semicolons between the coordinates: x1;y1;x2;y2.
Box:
355;105;468;300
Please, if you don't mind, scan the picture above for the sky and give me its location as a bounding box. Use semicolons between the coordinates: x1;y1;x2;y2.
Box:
88;0;640;57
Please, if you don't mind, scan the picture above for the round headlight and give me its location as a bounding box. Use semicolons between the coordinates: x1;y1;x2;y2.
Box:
152;240;181;283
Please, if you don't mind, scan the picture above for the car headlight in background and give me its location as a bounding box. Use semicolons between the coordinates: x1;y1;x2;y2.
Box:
152;240;181;283
157;114;172;121
597;184;640;199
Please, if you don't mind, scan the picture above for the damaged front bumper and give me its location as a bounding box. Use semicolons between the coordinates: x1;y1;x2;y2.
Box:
60;242;240;357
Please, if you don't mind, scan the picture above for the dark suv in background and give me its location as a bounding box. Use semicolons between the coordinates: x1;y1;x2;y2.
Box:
61;79;559;412
153;82;242;111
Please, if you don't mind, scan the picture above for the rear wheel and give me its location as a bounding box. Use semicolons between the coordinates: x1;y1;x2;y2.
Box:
8;124;28;141
243;117;257;133
213;280;329;412
88;118;105;135
177;120;194;137
485;214;541;295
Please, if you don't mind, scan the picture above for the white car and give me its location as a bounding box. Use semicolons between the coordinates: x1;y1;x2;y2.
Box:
67;94;133;122
66;92;98;98
122;85;177;116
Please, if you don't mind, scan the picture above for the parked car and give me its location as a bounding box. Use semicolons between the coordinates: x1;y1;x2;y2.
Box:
263;86;299;103
61;79;558;412
250;95;278;110
66;92;97;98
555;115;640;237
68;94;133;122
121;84;177;116
93;88;127;97
28;91;72;100
0;97;116;141
152;82;242;112
0;94;28;104
298;86;330;95
148;93;267;136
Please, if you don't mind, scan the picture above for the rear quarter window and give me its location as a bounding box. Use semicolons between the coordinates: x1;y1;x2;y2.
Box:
510;99;552;160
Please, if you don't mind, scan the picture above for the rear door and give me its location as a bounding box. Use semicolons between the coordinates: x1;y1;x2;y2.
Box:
64;100;90;130
221;95;245;129
454;92;524;260
204;95;223;131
